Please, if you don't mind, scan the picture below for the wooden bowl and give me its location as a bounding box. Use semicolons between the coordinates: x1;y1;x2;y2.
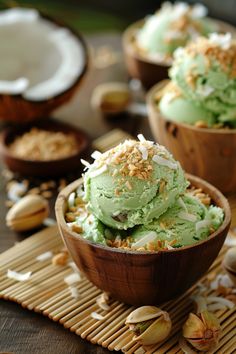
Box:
0;119;89;177
55;175;231;306
0;12;88;123
122;19;236;90
147;81;236;194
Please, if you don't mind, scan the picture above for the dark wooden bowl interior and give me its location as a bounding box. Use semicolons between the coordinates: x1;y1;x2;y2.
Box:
55;174;231;306
147;81;236;193
0;119;90;177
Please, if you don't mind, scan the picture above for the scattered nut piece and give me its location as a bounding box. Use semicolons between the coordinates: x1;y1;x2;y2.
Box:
52;251;69;266
194;120;208;128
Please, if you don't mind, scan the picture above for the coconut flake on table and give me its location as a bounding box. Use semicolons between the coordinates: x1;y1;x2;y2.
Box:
206;296;235;309
68;261;81;274
178;211;197;222
64;272;82;285
89;164;107;178
69;286;80;299
7;269;32;281
91;312;105;321
210;274;234;290
131;231;157;249
0;8;86;100
7;181;27;202
152;155;178;170
36;251;53;261
209;32;232;50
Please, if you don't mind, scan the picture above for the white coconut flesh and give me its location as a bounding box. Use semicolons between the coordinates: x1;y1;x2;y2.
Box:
0;8;86;100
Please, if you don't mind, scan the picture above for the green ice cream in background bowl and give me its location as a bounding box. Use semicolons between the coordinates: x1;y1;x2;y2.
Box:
147;34;236;192
136;2;216;62
63;135;225;251
122;1;236;88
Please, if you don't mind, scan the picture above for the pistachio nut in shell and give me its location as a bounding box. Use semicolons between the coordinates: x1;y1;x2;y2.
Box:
223;247;236;286
183;310;221;352
125;306;172;346
91;82;131;114
6;194;49;232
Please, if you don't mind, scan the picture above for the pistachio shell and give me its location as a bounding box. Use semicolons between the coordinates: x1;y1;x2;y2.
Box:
126;306;164;324
6;195;49;231
223;247;236;273
223;247;236;285
183;311;221;352
134;313;172;346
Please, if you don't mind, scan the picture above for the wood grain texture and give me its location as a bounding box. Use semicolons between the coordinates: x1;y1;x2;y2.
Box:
147;81;236;194
55;175;231;306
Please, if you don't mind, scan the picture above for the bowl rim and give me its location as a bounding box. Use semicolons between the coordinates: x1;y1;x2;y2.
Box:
0;10;89;103
123;17;236;68
0;119;90;165
55;174;231;255
147;80;236;135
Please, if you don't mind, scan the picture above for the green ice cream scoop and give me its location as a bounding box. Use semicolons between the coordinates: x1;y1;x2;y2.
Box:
83;137;188;230
131;193;224;248
136;2;216;58
168;33;236;127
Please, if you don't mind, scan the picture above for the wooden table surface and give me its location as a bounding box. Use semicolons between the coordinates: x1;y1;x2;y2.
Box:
0;33;235;354
0;33;150;354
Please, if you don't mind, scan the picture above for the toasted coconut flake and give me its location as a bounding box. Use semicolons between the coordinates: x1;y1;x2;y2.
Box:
91;150;102;159
7;269;32;281
196;220;212;232
36;251;53;261
131;231;157;249
69;286;80;299
96;292;110;311
152;155;178;170
137;134;146;142
138;145;148;160
90;164;107;178
64;272;81;285
178;211;197;222
206;296;235;309
91;312;105;321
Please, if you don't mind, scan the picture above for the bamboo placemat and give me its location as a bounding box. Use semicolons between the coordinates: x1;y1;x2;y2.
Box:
0;225;235;354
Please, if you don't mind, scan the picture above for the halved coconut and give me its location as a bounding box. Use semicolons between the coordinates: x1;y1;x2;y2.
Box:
0;8;88;122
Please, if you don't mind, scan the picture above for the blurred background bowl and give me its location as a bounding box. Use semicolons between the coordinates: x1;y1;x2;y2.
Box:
147;81;236;194
0;119;89;177
55;174;231;306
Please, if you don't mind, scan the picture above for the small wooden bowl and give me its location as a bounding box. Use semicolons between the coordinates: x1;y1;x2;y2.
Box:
147;81;236;194
55;175;231;306
0;119;89;177
122;19;236;90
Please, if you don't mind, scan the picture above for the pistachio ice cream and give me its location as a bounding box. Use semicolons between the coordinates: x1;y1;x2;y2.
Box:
136;2;216;61
159;33;236;128
65;136;224;251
